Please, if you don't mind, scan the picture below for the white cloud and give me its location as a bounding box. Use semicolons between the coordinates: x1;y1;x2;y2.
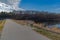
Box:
0;0;24;12
0;2;12;12
7;0;22;10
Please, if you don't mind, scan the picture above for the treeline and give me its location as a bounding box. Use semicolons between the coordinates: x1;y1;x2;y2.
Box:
0;11;60;23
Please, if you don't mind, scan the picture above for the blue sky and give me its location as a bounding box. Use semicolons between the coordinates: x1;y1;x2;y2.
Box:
19;0;60;13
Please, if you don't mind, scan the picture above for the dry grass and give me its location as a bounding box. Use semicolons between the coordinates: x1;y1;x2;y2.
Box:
31;24;60;40
33;27;60;40
14;20;27;25
13;20;34;25
0;20;6;31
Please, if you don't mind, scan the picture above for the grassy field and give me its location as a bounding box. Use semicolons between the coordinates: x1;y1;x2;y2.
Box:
0;20;6;31
13;20;60;40
32;26;60;40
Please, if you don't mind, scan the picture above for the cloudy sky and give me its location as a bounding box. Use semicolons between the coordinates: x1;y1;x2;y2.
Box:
0;0;60;13
0;0;22;12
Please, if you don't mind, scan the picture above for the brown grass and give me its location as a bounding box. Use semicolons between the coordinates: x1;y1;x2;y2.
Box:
0;20;6;31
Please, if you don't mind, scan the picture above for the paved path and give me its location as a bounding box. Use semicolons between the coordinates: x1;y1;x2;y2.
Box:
1;19;50;40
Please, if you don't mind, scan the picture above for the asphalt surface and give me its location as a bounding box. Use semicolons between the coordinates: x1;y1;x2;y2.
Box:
1;19;50;40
